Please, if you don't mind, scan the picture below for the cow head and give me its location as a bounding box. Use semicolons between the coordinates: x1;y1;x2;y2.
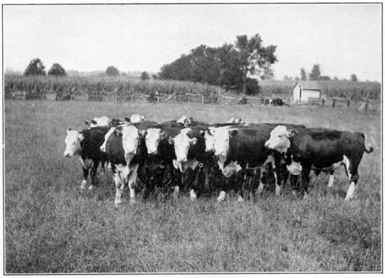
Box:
264;125;297;153
114;125;141;164
64;128;84;157
204;128;216;153
213;127;238;165
173;128;198;163
145;128;165;155
85;116;110;128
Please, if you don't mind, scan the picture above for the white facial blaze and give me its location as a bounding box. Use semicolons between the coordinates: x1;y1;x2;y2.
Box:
204;129;215;152
121;125;140;155
265;125;291;153
64;130;82;157
213;127;231;161
146;128;161;154
173;128;193;162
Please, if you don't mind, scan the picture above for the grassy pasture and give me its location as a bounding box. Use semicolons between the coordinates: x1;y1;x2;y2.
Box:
4;100;382;273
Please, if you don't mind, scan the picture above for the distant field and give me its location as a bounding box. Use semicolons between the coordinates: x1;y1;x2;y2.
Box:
4;100;382;273
5;75;381;102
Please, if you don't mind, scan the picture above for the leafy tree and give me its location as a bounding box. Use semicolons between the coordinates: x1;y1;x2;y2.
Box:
48;63;67;76
234;34;277;94
141;71;150;80
24;58;46;76
300;68;307;81
309;64;321;80
351;74;358;82
105;66;119;76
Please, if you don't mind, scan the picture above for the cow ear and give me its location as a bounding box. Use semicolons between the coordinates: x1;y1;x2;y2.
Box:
67;128;72;134
199;130;205;136
229;129;238;137
125;117;131;122
91;120;97;125
168;137;174;145
114;129;123;137
190;137;198;145
84;120;90;126
287;129;297;137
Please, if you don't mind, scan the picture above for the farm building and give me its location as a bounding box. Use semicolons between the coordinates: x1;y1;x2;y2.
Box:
292;81;322;103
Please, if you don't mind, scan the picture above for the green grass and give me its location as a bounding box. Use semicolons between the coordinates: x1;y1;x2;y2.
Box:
4;100;382;273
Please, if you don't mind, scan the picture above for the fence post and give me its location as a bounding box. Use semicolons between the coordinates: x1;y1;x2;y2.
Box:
332;98;336;108
202;95;204;104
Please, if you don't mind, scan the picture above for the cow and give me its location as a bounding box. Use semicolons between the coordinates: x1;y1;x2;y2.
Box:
208;123;308;202
85;116;111;128
64;126;109;190
264;125;374;200
143;125;184;198
104;124;147;207
129;114;145;124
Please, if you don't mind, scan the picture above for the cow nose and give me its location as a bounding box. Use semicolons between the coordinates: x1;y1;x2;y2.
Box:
264;141;270;148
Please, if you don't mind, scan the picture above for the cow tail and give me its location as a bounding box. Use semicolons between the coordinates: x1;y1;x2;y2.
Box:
360;132;374;153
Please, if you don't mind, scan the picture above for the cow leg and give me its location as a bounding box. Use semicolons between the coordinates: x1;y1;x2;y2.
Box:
301;168;311;198
114;172;123;207
190;189;197;200
217;190;226;203
81;167;88;190
344;156;359;201
327;170;335;188
256;167;266;195
204;165;210;194
128;164;139;204
89;160;100;190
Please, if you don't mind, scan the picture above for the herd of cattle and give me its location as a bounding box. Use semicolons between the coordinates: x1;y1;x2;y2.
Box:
64;114;374;207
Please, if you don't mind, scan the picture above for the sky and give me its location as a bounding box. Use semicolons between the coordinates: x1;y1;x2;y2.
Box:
3;3;382;81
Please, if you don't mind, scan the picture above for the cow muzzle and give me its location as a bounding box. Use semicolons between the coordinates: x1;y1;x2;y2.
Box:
125;153;135;165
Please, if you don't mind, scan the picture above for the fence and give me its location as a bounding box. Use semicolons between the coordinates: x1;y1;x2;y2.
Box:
6;89;379;112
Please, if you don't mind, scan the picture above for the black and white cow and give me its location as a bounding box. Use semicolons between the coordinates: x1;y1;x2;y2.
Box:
64;126;109;190
104;124;147;207
208;123;307;202
143;125;185;197
264;125;374;200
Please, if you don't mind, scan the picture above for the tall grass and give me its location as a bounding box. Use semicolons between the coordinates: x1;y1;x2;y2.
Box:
4;100;382;273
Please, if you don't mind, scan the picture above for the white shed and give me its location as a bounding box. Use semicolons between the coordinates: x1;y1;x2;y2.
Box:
292;81;322;103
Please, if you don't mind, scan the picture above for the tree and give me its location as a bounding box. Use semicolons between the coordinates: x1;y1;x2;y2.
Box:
351;74;358;82
300;68;307;81
105;66;119;76
24;58;46;76
309;64;321;80
234;34;277;94
48;63;67;76
141;71;150;80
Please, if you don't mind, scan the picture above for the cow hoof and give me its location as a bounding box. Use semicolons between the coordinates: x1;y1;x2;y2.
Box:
237;196;244;203
88;185;94;190
114;200;122;208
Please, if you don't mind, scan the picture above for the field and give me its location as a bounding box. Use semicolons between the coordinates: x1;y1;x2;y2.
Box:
4;99;382;273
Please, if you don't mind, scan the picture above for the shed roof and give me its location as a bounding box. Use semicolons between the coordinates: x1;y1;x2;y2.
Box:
294;81;321;90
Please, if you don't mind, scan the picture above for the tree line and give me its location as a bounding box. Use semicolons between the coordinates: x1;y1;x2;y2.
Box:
158;34;277;95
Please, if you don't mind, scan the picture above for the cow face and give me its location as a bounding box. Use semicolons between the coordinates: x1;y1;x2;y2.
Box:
264;125;296;153
213;127;237;163
173;129;197;162
116;125;141;164
145;128;162;155
204;128;215;153
64;129;83;157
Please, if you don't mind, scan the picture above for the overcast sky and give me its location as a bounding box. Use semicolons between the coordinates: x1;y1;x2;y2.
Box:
3;3;382;81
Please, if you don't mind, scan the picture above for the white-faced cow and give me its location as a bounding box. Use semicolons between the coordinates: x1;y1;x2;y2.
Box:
264;125;374;200
104;124;147;207
64;126;109;190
